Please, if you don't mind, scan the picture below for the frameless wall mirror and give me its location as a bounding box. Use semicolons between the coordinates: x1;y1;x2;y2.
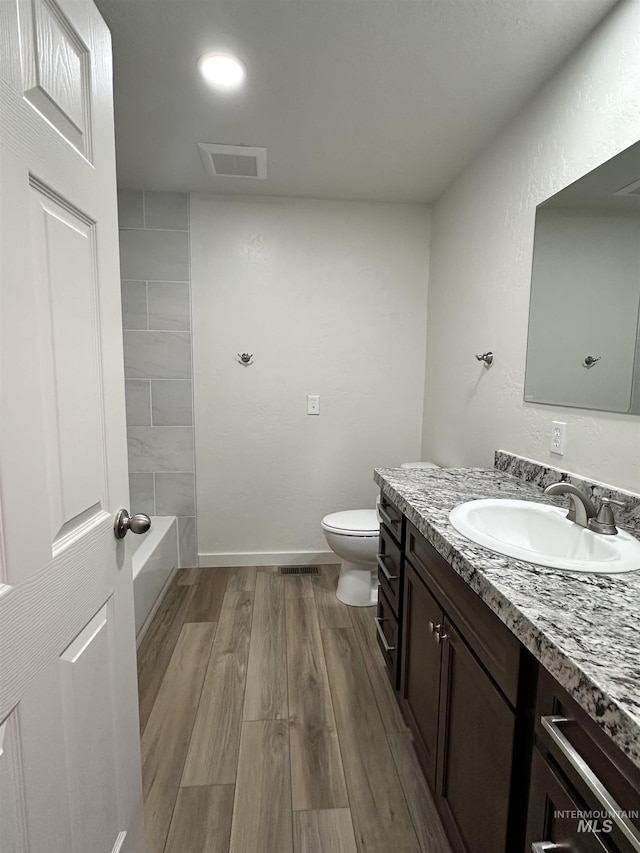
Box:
524;140;640;414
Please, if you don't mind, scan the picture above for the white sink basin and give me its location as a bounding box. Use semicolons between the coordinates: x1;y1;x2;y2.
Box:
449;499;640;573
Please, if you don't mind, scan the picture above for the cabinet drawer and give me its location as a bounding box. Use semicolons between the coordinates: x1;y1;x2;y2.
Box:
378;492;403;544
526;748;611;852
406;521;522;706
534;668;640;853
378;523;402;615
376;587;399;688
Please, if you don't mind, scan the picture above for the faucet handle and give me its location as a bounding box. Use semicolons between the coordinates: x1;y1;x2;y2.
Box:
598;497;626;509
588;498;625;535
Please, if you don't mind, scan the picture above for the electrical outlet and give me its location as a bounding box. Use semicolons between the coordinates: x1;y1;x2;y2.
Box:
550;421;566;455
307;395;320;415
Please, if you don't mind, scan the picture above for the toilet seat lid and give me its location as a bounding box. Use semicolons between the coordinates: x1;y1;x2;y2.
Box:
321;509;380;536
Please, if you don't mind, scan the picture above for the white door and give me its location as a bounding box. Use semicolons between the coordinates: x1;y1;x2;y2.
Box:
0;1;144;852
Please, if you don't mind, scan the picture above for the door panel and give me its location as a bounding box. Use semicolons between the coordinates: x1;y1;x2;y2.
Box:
0;1;143;850
29;182;105;549
18;0;93;156
60;602;119;853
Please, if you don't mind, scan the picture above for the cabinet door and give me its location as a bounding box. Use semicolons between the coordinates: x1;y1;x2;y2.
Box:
436;618;516;853
400;559;443;790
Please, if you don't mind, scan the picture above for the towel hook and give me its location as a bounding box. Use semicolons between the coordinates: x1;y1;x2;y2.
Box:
475;351;494;368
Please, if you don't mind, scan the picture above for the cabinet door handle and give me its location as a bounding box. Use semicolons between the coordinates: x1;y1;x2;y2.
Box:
428;621;448;643
378;505;398;529
531;844;560;852
376;554;397;582
540;716;640;851
374;617;396;653
434;627;448;644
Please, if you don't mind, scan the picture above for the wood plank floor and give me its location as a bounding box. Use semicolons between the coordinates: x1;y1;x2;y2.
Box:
137;566;452;853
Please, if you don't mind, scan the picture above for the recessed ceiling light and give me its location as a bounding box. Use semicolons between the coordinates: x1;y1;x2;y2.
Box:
198;53;246;91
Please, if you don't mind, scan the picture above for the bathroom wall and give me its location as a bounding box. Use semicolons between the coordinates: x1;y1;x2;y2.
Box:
421;0;640;492
191;196;430;565
118;190;197;566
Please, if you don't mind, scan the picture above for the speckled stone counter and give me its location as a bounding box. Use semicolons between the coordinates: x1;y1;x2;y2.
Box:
374;465;640;771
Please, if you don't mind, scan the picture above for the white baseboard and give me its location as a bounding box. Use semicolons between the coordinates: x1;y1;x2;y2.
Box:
198;550;337;568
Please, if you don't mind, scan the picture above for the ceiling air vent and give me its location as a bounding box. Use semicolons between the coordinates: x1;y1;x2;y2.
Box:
614;177;640;197
197;143;267;179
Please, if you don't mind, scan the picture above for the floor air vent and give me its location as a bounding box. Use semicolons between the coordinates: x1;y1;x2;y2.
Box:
279;566;320;576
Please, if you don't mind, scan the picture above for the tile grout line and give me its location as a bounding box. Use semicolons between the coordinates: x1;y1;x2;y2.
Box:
119;227;189;233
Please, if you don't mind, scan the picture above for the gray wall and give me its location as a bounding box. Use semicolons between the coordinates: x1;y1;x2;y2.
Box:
117;190;196;567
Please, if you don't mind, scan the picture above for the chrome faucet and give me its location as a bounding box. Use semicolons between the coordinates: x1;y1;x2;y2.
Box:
543;482;596;528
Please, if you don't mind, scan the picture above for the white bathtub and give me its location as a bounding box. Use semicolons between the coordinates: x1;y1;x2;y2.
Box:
128;516;179;645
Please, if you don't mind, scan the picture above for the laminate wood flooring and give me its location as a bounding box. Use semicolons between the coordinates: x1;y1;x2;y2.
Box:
138;566;452;853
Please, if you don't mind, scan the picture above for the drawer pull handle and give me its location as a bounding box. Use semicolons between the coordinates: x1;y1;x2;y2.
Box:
374;617;396;653
376;554;397;582
378;505;398;529
531;844;560;852
540;716;640;851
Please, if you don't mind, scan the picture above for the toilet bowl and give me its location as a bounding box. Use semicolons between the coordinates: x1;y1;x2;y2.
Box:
322;462;440;607
321;510;380;606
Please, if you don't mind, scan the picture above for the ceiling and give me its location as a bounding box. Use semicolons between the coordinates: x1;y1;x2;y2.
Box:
95;0;621;203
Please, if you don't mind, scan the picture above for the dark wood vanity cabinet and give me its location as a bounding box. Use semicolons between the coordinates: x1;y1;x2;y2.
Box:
376;495;640;853
526;668;640;853
375;494;404;688
400;524;534;853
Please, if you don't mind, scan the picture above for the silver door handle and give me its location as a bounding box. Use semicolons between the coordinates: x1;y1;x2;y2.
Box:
376;554;397;582
531;843;560;852
374;617;396;653
540;716;640;851
114;509;152;540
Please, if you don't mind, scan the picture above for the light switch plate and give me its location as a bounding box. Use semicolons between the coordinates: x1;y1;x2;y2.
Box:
307;395;320;415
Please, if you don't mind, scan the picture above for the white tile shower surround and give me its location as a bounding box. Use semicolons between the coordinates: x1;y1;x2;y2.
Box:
120;229;189;282
125;379;152;426
150;380;193;426
121;281;191;332
119;190;196;568
155;473;196;516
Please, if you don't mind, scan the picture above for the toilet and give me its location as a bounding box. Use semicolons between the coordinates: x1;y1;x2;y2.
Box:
321;509;380;606
321;461;439;607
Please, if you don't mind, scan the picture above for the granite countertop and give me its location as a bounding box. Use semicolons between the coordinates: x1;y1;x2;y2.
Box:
374;465;640;770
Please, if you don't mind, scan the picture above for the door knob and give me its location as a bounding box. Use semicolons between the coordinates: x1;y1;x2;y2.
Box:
114;509;152;540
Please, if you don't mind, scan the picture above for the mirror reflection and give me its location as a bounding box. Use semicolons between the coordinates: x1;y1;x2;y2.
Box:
524;141;640;414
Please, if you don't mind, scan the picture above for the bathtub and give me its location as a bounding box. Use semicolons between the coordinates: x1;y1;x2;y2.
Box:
128;516;179;645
